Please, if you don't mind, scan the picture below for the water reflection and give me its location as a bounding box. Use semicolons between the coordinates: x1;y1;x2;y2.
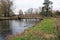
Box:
0;19;40;40
9;19;36;34
0;20;11;40
0;34;4;40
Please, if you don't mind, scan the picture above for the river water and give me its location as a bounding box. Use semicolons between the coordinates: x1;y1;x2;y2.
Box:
0;19;40;40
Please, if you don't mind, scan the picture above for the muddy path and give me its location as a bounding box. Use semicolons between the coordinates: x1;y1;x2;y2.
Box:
56;16;60;40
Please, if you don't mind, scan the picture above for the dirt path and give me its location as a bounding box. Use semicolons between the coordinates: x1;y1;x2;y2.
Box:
56;17;60;40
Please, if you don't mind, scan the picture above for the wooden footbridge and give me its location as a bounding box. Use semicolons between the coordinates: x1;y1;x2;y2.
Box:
18;14;43;19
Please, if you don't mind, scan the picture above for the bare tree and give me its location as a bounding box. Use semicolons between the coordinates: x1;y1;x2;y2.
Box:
19;10;23;15
27;8;33;14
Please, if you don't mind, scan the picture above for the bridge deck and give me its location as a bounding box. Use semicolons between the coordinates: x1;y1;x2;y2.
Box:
18;14;42;19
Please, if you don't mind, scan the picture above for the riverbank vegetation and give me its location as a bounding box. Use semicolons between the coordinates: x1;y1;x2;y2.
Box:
9;18;57;40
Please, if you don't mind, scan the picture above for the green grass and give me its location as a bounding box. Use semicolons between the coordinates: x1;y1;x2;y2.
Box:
30;18;57;34
10;18;57;40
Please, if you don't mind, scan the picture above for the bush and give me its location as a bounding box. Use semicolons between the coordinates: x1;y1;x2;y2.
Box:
40;11;52;17
55;10;60;16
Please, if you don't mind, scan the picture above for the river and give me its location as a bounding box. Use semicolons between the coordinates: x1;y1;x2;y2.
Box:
0;19;40;40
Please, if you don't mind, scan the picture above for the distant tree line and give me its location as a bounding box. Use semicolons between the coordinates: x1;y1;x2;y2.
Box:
19;8;60;17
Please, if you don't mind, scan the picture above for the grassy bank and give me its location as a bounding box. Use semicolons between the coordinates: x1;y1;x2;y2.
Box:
9;18;57;40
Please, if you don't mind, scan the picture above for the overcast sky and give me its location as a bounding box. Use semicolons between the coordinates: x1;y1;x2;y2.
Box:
13;0;60;14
